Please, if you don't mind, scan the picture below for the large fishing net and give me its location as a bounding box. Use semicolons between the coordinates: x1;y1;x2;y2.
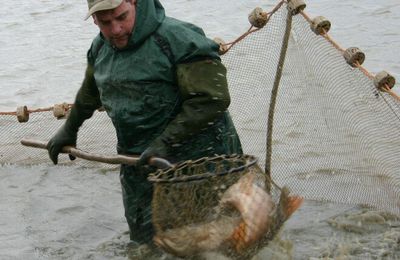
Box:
1;0;399;258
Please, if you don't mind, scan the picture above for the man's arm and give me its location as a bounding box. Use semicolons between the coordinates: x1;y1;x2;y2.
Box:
47;64;101;164
164;59;230;143
139;59;230;163
68;64;102;129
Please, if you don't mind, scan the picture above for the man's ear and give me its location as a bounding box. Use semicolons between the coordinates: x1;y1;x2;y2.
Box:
92;15;98;25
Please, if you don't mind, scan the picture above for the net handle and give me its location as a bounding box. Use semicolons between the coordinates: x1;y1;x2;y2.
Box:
20;138;173;169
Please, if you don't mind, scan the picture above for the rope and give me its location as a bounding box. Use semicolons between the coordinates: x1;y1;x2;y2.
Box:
222;0;286;53
300;11;344;52
354;61;374;80
0;104;73;116
353;61;400;102
382;85;400;102
265;7;293;188
300;10;400;104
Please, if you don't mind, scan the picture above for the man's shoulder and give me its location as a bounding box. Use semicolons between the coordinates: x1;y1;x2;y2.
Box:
87;33;105;65
154;17;219;63
157;17;206;39
90;34;104;50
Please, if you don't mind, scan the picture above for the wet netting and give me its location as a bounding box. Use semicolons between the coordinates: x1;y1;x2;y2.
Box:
1;0;399;259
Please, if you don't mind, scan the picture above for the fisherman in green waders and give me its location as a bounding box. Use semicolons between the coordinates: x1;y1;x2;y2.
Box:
47;0;242;249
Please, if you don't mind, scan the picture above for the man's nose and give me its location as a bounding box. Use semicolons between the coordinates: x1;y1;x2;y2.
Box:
111;21;122;35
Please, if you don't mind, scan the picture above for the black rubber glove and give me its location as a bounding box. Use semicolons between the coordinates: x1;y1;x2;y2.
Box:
47;124;78;164
137;138;169;168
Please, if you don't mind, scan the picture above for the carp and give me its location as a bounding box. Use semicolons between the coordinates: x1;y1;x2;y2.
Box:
153;172;303;257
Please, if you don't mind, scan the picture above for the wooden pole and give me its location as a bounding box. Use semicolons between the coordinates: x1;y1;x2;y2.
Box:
20;138;173;169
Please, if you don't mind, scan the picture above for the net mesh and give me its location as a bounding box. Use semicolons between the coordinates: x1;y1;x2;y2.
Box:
1;2;400;258
148;154;301;259
224;6;400;216
150;155;260;233
0;110;117;167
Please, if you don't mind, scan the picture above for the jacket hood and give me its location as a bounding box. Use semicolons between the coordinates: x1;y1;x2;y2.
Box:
127;0;165;48
98;0;165;50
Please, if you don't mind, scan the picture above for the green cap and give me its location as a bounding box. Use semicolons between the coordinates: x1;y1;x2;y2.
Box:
85;0;124;20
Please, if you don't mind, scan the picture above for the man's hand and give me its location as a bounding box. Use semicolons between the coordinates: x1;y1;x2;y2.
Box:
47;125;78;164
137;139;169;168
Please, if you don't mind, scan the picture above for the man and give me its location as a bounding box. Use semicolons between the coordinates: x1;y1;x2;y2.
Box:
47;0;242;245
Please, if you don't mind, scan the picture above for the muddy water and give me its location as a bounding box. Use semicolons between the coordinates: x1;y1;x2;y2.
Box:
1;164;399;259
1;0;400;259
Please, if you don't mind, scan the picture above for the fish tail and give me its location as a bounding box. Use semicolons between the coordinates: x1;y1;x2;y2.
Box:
284;196;304;218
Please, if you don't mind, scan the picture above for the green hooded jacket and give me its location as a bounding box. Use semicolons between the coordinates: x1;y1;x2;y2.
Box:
83;0;242;161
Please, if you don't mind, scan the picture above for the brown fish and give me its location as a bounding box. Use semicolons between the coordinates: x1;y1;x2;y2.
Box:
153;215;241;257
153;172;303;257
220;172;274;251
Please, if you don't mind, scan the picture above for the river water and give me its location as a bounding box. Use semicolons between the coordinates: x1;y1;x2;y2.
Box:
1;0;399;259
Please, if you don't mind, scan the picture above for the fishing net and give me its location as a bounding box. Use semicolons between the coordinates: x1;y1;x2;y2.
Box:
148;154;301;259
1;0;400;258
149;155;261;232
223;3;400;218
0;110;117;167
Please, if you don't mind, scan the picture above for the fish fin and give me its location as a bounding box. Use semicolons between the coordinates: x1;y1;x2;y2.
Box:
284;196;304;218
230;221;248;252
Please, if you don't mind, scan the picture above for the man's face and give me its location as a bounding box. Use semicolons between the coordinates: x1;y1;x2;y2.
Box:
93;0;136;49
